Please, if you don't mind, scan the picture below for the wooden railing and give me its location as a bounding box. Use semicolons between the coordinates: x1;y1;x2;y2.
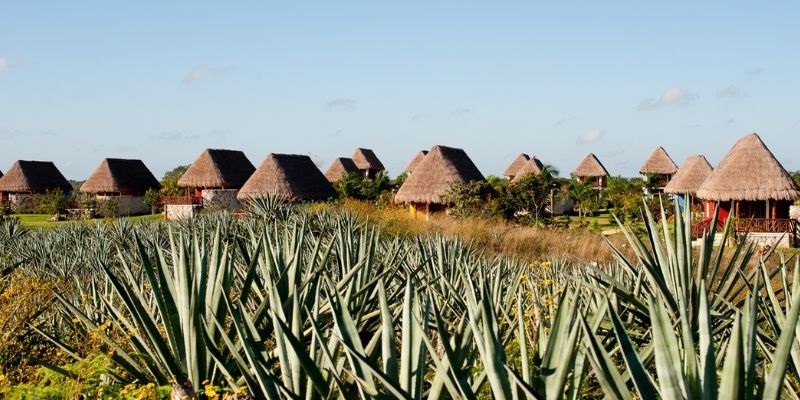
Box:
691;218;798;238
734;218;797;234
160;196;200;206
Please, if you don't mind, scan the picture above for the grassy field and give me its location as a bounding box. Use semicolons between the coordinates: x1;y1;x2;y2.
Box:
14;213;163;228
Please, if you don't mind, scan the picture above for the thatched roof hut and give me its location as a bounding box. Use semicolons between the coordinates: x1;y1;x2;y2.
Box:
394;145;484;204
0;160;71;193
639;147;678;175
178;149;256;189
404;150;428;174
238;154;335;201
503;153;530;178
324;157;360;183
511;156;545;184
696;133;800;201
664;155;713;195
80;158;160;194
572;153;609;178
351;148;385;175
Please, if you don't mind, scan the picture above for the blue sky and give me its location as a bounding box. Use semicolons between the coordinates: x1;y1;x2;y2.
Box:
1;2;799;180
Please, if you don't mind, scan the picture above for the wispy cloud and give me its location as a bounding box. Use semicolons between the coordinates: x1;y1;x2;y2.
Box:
182;65;232;85
0;58;7;73
325;98;356;111
717;85;748;99
725;117;736;126
576;128;604;144
411;113;430;122
637;87;698;110
555;116;578;126
745;68;764;78
113;146;138;154
151;131;201;141
451;108;472;117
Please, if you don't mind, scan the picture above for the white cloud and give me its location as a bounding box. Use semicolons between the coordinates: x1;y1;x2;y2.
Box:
745;68;764;78
637;87;697;110
452;108;472;117
0;58;7;73
182;65;232;85
325;98;356;111
555;116;578;126
717;85;748;98
577;128;604;144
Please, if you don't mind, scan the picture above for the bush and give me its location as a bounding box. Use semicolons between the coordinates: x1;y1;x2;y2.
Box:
34;189;70;215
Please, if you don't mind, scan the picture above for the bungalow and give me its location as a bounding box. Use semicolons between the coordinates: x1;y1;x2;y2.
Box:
80;158;160;216
0;160;72;213
238;153;335;202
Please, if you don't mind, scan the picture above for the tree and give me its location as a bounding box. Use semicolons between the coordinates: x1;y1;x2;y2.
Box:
334;171;396;202
569;180;600;218
160;165;190;196
443;180;495;219
498;168;559;226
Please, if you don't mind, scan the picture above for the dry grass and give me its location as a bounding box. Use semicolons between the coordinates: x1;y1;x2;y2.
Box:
314;199;628;264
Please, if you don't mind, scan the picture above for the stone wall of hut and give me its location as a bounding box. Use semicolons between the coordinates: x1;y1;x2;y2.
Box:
96;195;149;217
8;194;36;213
165;204;200;220
202;189;242;211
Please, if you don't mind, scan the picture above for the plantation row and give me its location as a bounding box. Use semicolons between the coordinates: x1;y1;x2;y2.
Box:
1;197;800;398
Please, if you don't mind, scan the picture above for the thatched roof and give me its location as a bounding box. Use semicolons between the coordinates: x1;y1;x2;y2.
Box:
0;160;72;193
80;158;160;194
639;147;678;175
696;133;800;201
178;149;256;189
572;153;609;178
511;156;545;184
664;155;713;195
503;153;530;178
404;150;428;173
238;153;335;201
394;145;485;204
351;148;385;172
324;157;359;183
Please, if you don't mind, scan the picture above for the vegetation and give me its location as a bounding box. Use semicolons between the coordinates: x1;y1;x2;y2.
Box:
1;196;799;399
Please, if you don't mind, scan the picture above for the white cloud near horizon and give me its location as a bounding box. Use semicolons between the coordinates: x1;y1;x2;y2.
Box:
182;65;232;85
0;58;8;73
325;98;356;111
745;67;764;78
637;87;697;110
452;107;471;117
577;128;604;144
717;85;748;98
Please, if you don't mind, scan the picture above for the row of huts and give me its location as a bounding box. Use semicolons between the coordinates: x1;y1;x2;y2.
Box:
0;132;798;246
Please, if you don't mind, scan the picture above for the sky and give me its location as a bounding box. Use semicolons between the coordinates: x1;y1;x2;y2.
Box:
1;2;799;180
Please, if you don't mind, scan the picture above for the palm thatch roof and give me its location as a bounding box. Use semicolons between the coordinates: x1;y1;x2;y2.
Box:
324;158;360;183
572;153;609;178
664;155;713;195
80;158;160;194
0;160;72;193
178;149;256;189
351;148;385;172
503;153;530;178
394;145;484;204
404;150;428;174
696;133;800;201
238;153;335;201
639;147;678;175
511;156;545;184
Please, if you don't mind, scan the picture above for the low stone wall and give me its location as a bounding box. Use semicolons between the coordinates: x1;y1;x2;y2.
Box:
165;204;201;220
95;195;149;217
8;194;36;213
743;232;792;248
202;189;242;211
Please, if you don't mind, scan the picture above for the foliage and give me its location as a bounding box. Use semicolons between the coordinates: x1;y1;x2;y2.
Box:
443;180;495;218
334;171;396;202
498;168;559;225
568;180;600;218
159;164;190;197
34;189;71;215
143;188;160;213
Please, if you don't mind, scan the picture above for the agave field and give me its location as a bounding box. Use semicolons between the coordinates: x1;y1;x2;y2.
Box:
1;196;800;399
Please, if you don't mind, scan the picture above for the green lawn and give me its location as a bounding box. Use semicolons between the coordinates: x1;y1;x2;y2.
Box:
14;213;163;228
